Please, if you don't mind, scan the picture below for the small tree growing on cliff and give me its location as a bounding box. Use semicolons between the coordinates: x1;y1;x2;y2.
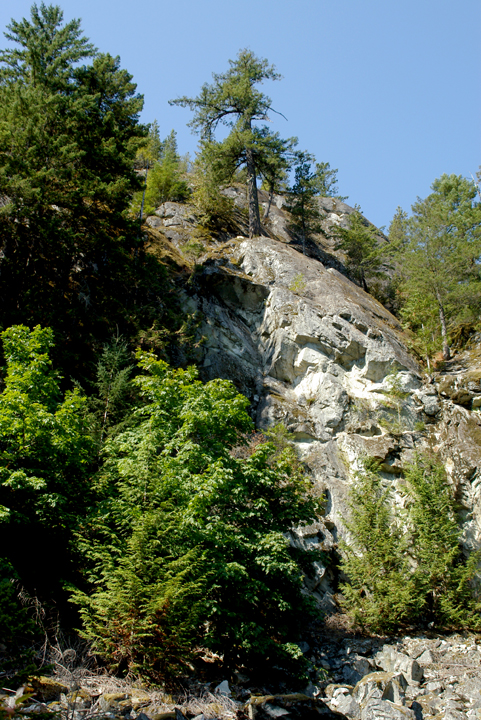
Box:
285;151;322;254
395;175;481;361
339;461;417;632
331;210;386;293
341;455;481;632
170;49;284;238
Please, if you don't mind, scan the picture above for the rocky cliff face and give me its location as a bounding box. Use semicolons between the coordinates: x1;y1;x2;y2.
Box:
145;195;481;610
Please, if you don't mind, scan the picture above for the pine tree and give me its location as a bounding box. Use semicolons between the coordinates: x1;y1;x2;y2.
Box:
396;175;481;360
170;49;283;238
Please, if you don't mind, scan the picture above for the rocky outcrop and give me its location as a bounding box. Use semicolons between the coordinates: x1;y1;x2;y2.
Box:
144;196;481;605
177;232;481;604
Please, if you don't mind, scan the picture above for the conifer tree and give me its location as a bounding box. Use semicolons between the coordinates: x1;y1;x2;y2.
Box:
0;5;147;347
340;455;481;632
170;49;283;238
331;210;386;293
339;462;417;632
286;152;322;254
396;175;481;360
406;455;481;628
311;161;347;200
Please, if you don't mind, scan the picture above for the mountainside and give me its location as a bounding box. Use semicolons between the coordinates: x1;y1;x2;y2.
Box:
146;193;481;610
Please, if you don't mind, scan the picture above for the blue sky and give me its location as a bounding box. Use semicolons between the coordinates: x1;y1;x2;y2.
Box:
1;0;479;229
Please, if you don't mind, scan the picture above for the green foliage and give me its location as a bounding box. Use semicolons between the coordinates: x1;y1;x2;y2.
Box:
0;5;166;368
339;462;417;632
256;128;298;206
0;326;93;528
311;162;347;201
394;174;481;360
405;455;481;627
73;355;321;679
388;206;409;252
88;337;135;448
378;368;411;435
0;325;94;668
171;49;283;238
331;211;386;293
288;273;307;295
0;3;96;89
135;119;163;168
189;142;237;236
132;129;190;218
285;152;323;253
340;455;481;632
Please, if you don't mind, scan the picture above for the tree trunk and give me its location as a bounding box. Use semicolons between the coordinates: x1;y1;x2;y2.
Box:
245;146;262;238
435;289;451;360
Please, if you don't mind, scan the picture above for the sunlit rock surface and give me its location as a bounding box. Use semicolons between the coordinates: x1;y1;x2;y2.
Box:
145;198;481;604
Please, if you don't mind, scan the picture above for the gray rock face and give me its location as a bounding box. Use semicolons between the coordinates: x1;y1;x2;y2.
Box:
374;648;423;685
179;232;481;599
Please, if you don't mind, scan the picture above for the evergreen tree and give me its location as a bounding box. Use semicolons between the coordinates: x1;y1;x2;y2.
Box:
0;3;96;89
286;151;322;254
189;141;237;237
331;210;386;293
0;5;148;360
135;119;163;169
311;161;347;200
170;49;283;238
340;455;481;632
254;128;298;220
133;129;190;219
388;206;409;251
396;175;481;360
406;455;481;628
339;462;417;632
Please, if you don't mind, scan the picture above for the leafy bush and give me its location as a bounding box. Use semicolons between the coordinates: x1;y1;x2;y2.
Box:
72;354;321;680
0;326;94;530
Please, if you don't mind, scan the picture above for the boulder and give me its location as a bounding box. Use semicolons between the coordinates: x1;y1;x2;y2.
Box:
247;693;349;719
26;677;69;702
374;648;423;684
353;672;408;706
360;697;415;719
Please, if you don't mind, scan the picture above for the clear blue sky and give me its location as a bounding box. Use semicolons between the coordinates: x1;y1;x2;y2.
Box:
1;0;479;229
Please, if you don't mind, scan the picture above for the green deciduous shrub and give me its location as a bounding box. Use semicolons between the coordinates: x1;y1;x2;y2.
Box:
72;354;322;681
0;326;94;529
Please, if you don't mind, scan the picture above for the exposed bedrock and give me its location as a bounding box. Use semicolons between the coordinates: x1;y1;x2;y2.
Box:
181;235;481;605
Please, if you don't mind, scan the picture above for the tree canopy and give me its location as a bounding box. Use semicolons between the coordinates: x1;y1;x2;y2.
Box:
0;4;152;366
